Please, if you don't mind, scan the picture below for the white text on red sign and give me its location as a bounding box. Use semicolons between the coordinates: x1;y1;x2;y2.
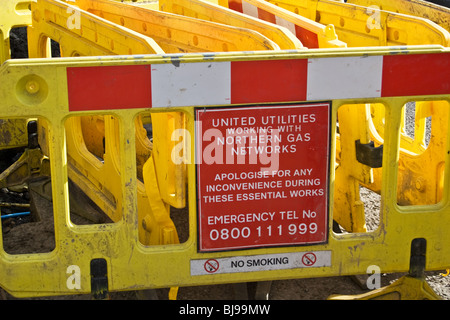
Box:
196;104;330;252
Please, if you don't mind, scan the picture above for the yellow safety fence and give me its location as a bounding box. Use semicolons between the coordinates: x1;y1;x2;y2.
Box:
340;0;450;209
343;0;450;33
155;0;450;233
158;0;304;49
26;0;302;247
266;0;450;46
75;0;279;52
28;0;181;247
0;45;449;299
251;0;450;232
0;0;31;64
1;0;450;300
225;0;346;48
0;0;33;151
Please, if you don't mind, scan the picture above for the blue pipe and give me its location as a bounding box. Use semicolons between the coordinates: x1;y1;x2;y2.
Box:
1;211;31;219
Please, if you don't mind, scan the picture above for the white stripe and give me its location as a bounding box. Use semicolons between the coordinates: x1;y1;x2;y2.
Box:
275;15;296;35
241;0;259;18
242;0;296;36
151;61;231;107
306;55;383;100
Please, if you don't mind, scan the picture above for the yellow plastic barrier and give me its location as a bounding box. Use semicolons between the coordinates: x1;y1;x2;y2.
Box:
0;0;32;63
64;0;282;210
65;0;282;212
264;0;450;46
0;119;31;151
159;0;305;49
343;0;449;178
333;104;373;232
0;47;449;299
24;0;290;245
329;275;442;300
344;0;450;33
261;0;450;232
226;0;346;48
363;101;449;207
109;0;160;10
28;0;164;58
28;0;179;246
0;1;33;151
73;0;279;52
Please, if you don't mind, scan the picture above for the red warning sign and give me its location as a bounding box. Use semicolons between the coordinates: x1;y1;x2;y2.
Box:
196;103;330;252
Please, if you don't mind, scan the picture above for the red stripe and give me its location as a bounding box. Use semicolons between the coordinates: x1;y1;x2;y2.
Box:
228;0;243;13
67;65;151;111
257;7;276;24
65;53;450;111
231;59;308;104
381;53;450;97
295;25;319;49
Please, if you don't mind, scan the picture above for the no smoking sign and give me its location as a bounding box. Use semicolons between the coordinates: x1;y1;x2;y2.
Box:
190;251;332;276
301;252;317;266
204;259;220;273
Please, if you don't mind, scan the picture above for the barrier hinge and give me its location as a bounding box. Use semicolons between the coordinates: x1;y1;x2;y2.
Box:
90;258;109;300
355;140;383;168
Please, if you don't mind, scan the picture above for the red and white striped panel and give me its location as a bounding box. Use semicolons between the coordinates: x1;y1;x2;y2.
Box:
228;0;320;48
67;52;450;112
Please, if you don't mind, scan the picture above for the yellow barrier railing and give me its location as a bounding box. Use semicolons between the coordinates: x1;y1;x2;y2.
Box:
159;0;304;49
226;0;346;48
75;0;279;51
266;0;450;46
2;0;450;301
28;0;179;246
0;0;32;64
343;0;450;33
0;47;449;299
0;1;33;151
256;0;450;232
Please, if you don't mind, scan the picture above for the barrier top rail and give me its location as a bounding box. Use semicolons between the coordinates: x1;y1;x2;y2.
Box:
344;0;450;33
264;0;450;47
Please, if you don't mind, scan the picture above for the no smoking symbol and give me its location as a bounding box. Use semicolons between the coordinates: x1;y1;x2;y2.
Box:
302;252;316;266
204;259;219;273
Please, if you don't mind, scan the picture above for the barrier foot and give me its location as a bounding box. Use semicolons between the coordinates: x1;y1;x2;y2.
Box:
327;275;441;300
169;287;179;300
329;238;441;300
